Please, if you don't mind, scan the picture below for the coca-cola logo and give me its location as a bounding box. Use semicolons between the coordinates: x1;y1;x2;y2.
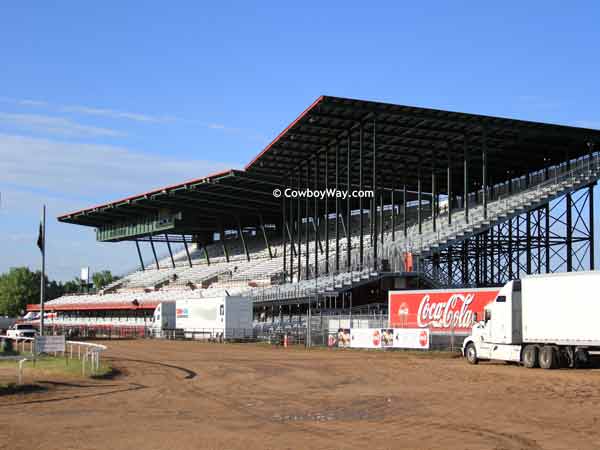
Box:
416;293;477;329
419;330;428;347
372;330;381;347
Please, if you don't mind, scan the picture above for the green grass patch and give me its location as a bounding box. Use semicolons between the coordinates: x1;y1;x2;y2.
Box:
0;354;113;380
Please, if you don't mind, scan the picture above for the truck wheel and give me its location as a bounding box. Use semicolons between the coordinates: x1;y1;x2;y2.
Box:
465;343;479;365
539;346;558;369
575;349;591;368
522;345;539;368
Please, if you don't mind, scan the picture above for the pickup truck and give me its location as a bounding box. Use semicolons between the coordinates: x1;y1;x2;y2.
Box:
6;323;38;339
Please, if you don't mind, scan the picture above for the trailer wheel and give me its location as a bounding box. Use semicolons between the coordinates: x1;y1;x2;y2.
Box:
574;349;591;368
539;346;558;369
465;343;479;365
522;345;539;368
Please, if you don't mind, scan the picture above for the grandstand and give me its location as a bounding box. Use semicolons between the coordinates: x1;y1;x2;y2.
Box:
27;96;600;335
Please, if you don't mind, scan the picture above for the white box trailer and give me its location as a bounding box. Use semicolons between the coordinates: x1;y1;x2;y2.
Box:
152;302;176;337
463;271;600;369
173;296;252;340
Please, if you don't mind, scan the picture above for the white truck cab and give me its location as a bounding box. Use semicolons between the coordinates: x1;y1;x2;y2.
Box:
463;280;522;364
463;271;600;369
7;323;38;339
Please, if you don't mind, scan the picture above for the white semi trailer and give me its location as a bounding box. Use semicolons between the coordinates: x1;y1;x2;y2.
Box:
152;302;176;337
463;271;600;369
153;296;252;340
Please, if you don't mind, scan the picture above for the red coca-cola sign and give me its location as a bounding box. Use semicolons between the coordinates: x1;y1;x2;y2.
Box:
419;330;428;347
388;288;500;333
372;329;381;347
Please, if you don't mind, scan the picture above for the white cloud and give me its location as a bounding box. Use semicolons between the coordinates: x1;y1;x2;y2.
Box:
59;105;176;123
0;96;261;138
0;133;236;280
0;112;123;138
0;133;234;202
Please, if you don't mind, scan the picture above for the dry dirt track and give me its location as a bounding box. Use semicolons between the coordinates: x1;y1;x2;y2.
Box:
2;340;600;450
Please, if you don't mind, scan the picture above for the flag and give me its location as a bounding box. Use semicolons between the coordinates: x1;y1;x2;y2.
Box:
37;221;44;253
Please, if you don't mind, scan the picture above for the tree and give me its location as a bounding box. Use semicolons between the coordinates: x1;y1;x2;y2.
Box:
61;279;81;294
92;270;118;290
0;267;40;317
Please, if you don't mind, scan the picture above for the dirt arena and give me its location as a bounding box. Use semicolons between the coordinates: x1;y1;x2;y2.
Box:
2;340;600;450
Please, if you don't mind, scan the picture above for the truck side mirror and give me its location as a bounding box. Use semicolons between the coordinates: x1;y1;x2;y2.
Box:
473;312;478;322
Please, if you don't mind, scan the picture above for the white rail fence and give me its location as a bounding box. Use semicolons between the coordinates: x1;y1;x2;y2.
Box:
0;335;108;385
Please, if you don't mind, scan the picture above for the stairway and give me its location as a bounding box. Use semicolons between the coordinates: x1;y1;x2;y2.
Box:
249;154;600;303
381;154;600;260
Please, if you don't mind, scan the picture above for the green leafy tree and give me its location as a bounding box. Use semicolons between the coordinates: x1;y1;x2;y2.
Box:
92;270;118;290
61;279;81;294
0;267;41;316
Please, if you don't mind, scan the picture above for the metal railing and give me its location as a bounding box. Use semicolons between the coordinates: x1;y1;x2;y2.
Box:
0;335;108;385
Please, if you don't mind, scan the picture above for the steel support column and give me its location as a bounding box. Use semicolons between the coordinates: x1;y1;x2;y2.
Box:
482;129;488;220
346;134;352;270
182;235;192;268
282;193;287;281
447;145;452;225
590;185;595;270
149;235;159;270
418;161;422;234
297;172;302;282
566;193;573;272
464;135;469;224
288;177;294;278
391;185;395;242
237;217;250;262
526;211;532;274
314;155;319;277
202;242;210;265
325;149;330;274
403;183;407;237
164;234;176;268
259;214;273;259
219;223;230;263
379;190;384;247
135;240;145;271
432;151;437;232
335;142;340;272
305;163;310;279
359;124;364;268
372;120;378;264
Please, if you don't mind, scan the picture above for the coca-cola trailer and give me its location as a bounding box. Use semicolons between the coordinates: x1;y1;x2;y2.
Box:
389;287;500;334
463;271;600;369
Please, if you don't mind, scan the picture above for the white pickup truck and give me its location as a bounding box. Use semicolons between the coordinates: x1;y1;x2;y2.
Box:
463;271;600;369
6;323;38;339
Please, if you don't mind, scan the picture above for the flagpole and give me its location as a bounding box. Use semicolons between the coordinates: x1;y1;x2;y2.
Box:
40;205;46;336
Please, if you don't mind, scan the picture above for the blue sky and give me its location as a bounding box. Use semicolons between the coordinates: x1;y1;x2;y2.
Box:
0;2;599;280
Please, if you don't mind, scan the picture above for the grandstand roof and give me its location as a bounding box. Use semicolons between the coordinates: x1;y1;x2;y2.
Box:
58;95;600;240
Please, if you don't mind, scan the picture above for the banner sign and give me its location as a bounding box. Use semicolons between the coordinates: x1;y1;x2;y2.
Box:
388;288;500;333
349;328;430;349
35;335;66;353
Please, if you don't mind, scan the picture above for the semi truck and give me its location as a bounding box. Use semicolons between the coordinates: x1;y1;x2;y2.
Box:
462;271;600;369
153;296;252;339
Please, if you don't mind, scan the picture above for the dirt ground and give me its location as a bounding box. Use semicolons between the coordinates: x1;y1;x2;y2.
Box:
1;340;600;450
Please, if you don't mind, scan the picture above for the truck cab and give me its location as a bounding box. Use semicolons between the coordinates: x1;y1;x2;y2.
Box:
7;323;38;339
463;281;522;364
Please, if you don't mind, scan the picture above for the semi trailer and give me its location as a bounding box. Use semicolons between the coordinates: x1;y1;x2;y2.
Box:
153;296;252;339
462;271;600;369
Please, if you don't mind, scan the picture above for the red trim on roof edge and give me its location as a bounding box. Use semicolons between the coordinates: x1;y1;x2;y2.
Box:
58;95;324;220
244;96;324;170
57;168;235;219
27;303;160;312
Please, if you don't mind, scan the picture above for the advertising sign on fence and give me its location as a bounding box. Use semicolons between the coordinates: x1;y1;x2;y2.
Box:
349;328;430;349
35;335;66;353
388;288;500;333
